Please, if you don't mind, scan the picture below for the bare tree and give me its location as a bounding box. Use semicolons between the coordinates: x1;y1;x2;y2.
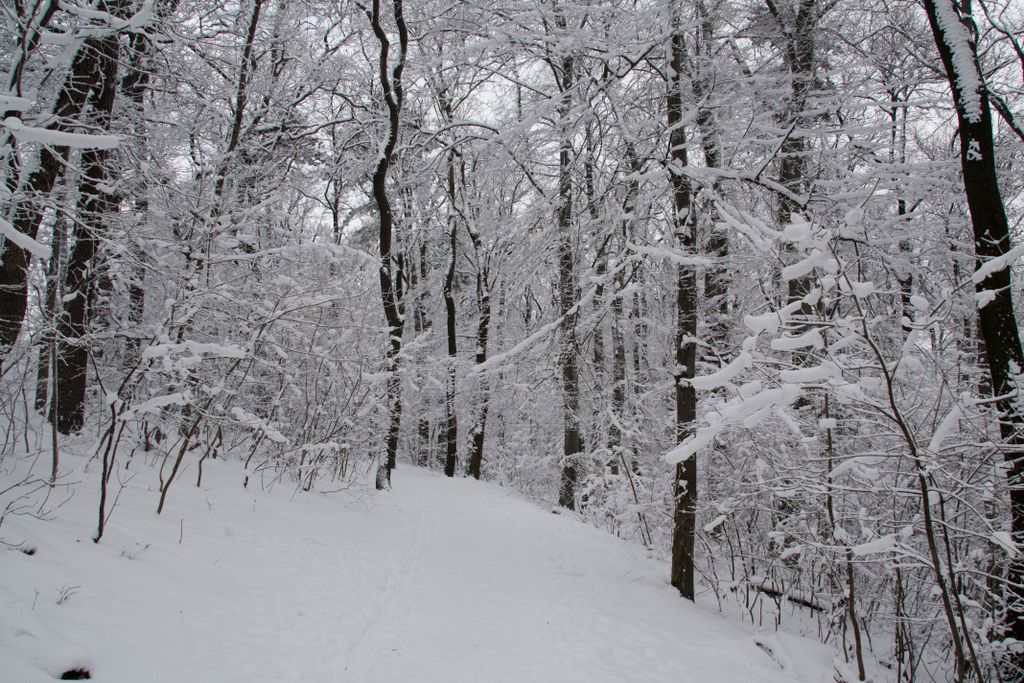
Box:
923;0;1024;671
667;0;698;601
368;0;409;489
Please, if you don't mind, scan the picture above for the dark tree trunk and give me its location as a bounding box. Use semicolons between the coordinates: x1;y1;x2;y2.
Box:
631;291;647;382
768;0;817;318
609;283;626;475
368;0;408;488
609;145;640;475
443;151;458;478
924;0;1024;664
467;252;491;480
411;244;433;465
1;39;106;357
888;99;914;333
667;7;698;601
51;30;122;435
586;136;607;459
554;42;582;511
586;131;617;478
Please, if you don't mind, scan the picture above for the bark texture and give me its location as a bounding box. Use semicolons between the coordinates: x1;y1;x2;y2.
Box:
1;39;105;356
369;0;409;487
667;7;698;601
923;0;1024;665
51;27;122;434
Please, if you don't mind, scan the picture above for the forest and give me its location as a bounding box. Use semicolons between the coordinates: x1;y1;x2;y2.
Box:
1;0;1024;680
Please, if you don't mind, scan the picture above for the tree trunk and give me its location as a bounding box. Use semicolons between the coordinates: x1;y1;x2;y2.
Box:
51;29;122;435
667;6;698;601
609;145;640;475
411;244;433;465
923;0;1024;664
467;254;491;480
1;38;106;356
554;41;582;511
692;1;729;351
770;0;817;319
368;0;408;488
586;135;608;461
443;151;458;478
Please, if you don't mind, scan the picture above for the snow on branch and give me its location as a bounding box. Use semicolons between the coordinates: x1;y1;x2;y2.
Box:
930;0;984;123
627;242;714;268
781;249;828;282
770;328;823;352
691;351;753;390
0;93;33;112
62;0;157;34
666;384;802;465
143;341;248;360
0;218;50;260
3;116;121;150
231;406;288;444
927;403;964;454
972;243;1024;285
123;392;189;419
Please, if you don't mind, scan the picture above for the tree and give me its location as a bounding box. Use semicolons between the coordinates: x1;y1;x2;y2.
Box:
1;30;113;358
666;0;699;602
546;3;585;510
923;0;1024;668
50;13;124;434
368;0;409;489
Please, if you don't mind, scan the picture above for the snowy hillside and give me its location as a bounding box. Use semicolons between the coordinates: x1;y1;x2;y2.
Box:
1;455;829;682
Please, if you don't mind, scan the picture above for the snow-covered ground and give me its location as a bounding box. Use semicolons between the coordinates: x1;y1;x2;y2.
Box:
1;451;834;682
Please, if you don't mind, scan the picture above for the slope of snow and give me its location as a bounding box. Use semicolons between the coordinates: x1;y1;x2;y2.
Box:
1;452;828;682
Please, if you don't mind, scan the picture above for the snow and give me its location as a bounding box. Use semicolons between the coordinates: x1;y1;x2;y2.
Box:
851;534;898;557
779;362;841;384
1;455;807;683
62;0;156;33
976;289;997;309
927;404;963;454
230;406;288;444
843;208;863;228
667;384;803;465
840;280;874;298
628;242;714;268
972;242;1024;284
745;311;782;336
704;514;728;533
0;93;33;112
0;218;49;260
691;351;752;390
929;0;983;123
830;457;883;482
781;249;828;282
143;341;248;360
781;217;813;243
744;294;821;337
751;631;837;683
665;428;718;465
992;531;1018;557
124;391;189;418
3;117;121;150
770;329;824;352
